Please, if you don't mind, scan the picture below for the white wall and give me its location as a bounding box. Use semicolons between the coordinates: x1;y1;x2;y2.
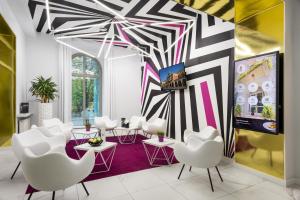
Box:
108;47;142;121
25;34;59;125
285;0;300;184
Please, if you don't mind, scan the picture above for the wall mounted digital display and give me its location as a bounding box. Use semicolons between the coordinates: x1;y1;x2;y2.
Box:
159;63;187;91
233;51;280;134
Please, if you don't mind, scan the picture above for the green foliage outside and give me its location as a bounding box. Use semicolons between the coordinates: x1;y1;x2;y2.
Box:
72;78;95;114
72;78;83;114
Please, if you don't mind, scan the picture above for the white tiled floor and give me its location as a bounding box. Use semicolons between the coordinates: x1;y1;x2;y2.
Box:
1;147;299;200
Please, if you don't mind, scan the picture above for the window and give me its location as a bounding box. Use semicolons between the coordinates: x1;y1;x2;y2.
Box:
72;54;102;126
249;89;264;116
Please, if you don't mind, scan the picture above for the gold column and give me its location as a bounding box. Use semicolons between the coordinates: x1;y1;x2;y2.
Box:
0;15;16;147
234;1;284;179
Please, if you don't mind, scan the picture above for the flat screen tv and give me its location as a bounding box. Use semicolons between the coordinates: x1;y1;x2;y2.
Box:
233;51;280;134
159;63;187;91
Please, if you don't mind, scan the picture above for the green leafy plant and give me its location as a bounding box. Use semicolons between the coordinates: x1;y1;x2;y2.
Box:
234;104;242;117
157;131;164;137
29;76;58;103
262;105;274;119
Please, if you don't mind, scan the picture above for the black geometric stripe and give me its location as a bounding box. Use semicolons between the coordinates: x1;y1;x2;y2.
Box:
179;89;186;141
189;85;199;132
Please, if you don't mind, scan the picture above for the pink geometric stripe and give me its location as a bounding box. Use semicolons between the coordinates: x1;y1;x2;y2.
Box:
116;23;131;43
200;81;217;129
161;23;185;64
141;62;160;104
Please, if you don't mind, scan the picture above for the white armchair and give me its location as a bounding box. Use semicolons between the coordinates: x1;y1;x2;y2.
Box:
142;118;166;138
11;128;66;180
174;129;224;192
129;116;146;130
21;145;95;200
94;116;118;136
183;126;218;143
42;118;73;141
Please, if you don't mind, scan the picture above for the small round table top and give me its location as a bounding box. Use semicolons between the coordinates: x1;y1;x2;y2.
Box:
72;128;99;134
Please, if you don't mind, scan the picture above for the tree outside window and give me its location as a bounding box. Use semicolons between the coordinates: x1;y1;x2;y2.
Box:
72;54;102;126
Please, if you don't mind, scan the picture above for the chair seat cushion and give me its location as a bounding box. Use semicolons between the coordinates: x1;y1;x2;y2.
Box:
196;126;218;141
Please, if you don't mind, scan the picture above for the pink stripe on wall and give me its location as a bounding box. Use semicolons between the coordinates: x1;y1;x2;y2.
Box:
200;81;217;129
162;23;185;64
141;62;159;104
116;24;131;43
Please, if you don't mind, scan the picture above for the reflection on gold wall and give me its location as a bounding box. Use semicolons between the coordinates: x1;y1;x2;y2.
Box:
234;1;284;179
0;15;16;147
174;0;234;22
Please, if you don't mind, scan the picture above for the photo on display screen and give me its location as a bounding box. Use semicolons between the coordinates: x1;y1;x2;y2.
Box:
159;63;187;91
233;51;280;134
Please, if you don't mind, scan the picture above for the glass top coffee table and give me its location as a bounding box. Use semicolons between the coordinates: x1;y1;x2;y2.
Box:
142;138;176;166
113;127;139;144
74;141;117;174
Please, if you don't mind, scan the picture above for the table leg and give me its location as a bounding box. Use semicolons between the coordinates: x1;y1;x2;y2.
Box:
161;147;172;165
92;145;117;174
142;143;174;166
150;147;160;165
116;129;138;144
142;142;152;165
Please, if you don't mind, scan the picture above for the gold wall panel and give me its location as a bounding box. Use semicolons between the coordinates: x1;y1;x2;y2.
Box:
234;2;284;179
0;15;16;147
174;0;234;22
235;0;283;23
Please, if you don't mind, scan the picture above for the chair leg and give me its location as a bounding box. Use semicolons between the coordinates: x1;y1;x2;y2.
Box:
215;166;223;182
11;161;21;180
189;166;192;172
178;164;185;179
81;182;90;196
52;191;55;200
207;168;214;192
27;193;33;200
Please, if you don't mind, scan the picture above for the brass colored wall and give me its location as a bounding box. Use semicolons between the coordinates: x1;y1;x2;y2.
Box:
0;15;16;147
234;2;284;179
174;0;234;22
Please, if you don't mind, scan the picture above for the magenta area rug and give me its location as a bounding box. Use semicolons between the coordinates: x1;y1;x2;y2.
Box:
26;134;177;194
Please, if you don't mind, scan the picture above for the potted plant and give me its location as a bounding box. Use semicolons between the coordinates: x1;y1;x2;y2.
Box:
157;131;164;142
85;119;91;131
262;105;274;120
29;76;58;125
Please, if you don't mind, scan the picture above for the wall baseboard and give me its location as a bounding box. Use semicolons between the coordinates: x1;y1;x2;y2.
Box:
0;146;12;151
286;178;300;187
221;156;234;164
233;162;286;186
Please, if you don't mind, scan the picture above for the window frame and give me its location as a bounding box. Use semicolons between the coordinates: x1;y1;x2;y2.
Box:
71;53;102;124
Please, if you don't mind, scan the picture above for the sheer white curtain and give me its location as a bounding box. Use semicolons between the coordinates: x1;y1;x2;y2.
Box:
58;45;72;122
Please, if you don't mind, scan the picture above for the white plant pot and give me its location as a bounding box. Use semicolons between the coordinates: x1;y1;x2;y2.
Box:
38;102;53;126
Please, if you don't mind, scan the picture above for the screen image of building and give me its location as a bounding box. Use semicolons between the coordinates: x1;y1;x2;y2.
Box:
161;70;186;90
